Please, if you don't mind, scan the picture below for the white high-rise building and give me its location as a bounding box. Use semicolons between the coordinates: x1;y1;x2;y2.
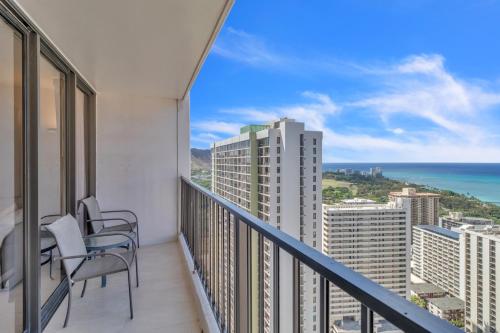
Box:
212;118;322;333
463;225;500;333
322;201;411;326
412;225;465;300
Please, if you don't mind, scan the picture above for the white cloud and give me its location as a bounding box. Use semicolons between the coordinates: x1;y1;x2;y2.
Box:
197;46;500;161
192;120;243;136
212;28;287;67
390;128;405;135
351;54;500;143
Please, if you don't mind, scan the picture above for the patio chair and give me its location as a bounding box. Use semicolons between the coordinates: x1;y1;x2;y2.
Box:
80;196;141;247
46;214;137;328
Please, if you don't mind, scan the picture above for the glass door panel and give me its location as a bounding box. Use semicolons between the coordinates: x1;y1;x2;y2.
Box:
39;55;65;305
0;17;24;333
75;88;87;210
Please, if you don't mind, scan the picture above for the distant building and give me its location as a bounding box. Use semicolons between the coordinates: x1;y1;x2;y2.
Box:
440;211;493;230
412;225;464;299
410;283;447;300
370;167;383;177
341;198;376;205
323;201;411;324
463;225;500;333
389;188;440;226
428;297;464;323
212;118;322;333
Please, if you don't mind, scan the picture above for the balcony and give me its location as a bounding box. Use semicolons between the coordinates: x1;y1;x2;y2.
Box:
1;0;466;332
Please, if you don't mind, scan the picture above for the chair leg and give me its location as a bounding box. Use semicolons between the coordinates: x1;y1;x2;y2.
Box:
80;280;87;298
63;278;73;328
135;256;139;287
49;250;54;280
127;269;134;319
136;225;140;248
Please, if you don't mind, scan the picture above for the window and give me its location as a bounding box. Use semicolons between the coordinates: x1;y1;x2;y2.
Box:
277;176;280;183
313;147;316;154
313;138;317;145
277;136;281;144
313;185;316;191
277;166;280;173
313;157;316;164
39;54;66;304
0;19;24;332
277;156;280;163
277;146;280;154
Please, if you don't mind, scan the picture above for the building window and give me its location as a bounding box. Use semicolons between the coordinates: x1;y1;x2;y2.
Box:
313;213;317;219
313;157;316;164
313;147;316;154
277;206;280;213
277;166;280;173
313;175;316;182
277;196;280;203
277;136;281;144
313;138;317;145
313;166;316;173
277;176;280;183
277;186;280;193
277;146;280;154
277;156;280;163
313;185;316;191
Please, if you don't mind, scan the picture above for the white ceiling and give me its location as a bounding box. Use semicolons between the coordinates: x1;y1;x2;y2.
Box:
15;0;232;99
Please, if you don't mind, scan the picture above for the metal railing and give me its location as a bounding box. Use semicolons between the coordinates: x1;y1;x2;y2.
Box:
180;177;463;333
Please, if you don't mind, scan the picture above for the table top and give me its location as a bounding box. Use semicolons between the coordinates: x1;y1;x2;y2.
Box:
84;232;135;251
40;236;57;252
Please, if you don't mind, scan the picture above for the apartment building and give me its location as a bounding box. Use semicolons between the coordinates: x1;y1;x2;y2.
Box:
389;188;440;226
463;226;500;333
428;297;464;323
322;201;411;324
412;225;465;299
441;212;493;230
212;118;322;333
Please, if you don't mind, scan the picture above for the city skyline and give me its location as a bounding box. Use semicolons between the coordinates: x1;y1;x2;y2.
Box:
191;0;500;163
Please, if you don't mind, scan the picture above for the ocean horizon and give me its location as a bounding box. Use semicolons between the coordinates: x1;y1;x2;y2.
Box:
323;163;500;204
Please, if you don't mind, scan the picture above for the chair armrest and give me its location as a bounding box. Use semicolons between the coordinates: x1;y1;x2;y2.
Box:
83;232;137;252
40;214;62;225
54;252;131;270
100;210;138;223
86;218;135;232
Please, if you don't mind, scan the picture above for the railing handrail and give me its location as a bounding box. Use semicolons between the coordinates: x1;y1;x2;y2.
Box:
181;176;463;333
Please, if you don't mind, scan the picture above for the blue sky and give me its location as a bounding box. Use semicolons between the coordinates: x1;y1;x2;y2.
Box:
191;0;500;162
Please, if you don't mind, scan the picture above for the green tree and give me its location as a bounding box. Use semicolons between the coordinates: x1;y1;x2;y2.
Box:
410;295;427;309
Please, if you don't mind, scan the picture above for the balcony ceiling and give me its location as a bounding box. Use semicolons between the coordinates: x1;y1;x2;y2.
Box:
15;0;232;99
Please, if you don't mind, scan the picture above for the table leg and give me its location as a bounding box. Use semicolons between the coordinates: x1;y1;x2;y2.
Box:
100;250;107;288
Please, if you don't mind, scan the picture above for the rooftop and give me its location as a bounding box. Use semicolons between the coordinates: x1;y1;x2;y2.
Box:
428;297;464;311
390;187;440;198
415;225;460;240
410;283;447;295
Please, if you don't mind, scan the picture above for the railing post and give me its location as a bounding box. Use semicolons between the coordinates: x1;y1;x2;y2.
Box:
236;218;249;333
360;304;374;333
293;258;300;333
320;277;329;333
273;243;280;333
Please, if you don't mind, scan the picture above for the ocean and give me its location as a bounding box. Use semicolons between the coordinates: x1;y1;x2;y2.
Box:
323;163;500;204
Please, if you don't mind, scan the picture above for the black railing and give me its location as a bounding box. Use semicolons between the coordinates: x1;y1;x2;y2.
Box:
180;177;463;333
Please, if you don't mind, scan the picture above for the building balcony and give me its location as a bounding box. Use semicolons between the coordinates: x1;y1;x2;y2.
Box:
1;0;465;332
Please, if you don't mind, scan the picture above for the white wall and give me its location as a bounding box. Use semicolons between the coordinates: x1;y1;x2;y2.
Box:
96;92;190;245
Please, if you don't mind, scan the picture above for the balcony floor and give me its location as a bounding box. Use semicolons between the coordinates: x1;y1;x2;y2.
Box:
45;241;203;333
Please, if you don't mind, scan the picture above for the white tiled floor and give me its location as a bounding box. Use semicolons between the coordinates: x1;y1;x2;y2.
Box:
45;241;203;333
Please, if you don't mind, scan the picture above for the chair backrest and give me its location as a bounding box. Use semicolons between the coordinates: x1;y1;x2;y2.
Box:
81;196;104;233
45;215;87;276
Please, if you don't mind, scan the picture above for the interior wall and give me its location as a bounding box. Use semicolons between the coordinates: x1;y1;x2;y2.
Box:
96;92;190;245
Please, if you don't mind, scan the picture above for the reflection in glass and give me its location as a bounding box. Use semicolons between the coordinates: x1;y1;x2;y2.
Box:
0;17;24;333
39;55;65;305
75;88;87;208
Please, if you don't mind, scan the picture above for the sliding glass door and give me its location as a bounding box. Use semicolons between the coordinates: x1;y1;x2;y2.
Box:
0;15;24;333
39;55;66;305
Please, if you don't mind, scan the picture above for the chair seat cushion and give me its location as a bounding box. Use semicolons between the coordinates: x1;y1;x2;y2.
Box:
73;251;135;282
102;222;137;233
